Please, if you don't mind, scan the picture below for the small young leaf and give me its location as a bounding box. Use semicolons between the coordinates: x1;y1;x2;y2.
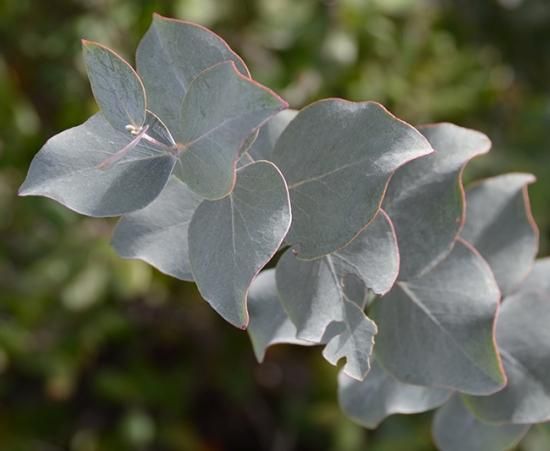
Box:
433;395;530;451
383;123;491;281
461;173;538;296
82;41;146;132
321;297;377;380
136;13;250;134
188;161;291;328
111;177;202;280
18;113;176;217
338;360;451;429
272;99;433;259
372;239;505;396
247;270;313;362
464;259;550;424
175;61;288;200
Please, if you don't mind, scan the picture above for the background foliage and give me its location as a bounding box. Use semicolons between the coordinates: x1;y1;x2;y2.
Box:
1;0;550;449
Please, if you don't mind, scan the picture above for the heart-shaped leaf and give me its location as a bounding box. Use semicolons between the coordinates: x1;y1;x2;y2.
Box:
272;99;433;259
383;123;491;281
175;61;287;200
111;176;202;280
82;40;146;132
18;113;176;217
433;395;530;451
338;360;450;429
188;161;291;328
247;270;313;362
461;173;538;296
136;13;250;134
371;239;505;395
464;258;550;424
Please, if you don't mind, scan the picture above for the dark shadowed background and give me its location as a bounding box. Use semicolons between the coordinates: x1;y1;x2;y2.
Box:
1;0;550;449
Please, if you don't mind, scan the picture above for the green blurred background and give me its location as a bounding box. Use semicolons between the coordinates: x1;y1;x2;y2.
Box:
1;0;550;449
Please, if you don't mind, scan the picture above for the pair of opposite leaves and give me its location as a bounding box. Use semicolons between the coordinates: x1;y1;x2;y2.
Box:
20;14;447;329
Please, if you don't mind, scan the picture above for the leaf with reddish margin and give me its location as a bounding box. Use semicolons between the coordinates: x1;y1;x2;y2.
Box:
433;395;530;451
82;40;146;132
111;176;202;281
247;270;314;362
272;99;433;260
383;123;491;281
371;239;506;396
136;13;250;134
339;360;450;429
188;161;291;328
461;173;539;296
464;258;550;424
246;109;298;162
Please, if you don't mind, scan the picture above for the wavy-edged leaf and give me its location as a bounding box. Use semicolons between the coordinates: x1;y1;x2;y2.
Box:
383;123;491;281
176;62;287;200
188;161;291;328
339;360;450;429
111;177;202;280
276;210;398;340
371;239;505;395
461;173;538;296
82;41;146;132
18;113;176;217
433;396;530;451
464;259;550;424
136;13;249;134
247;270;313;362
246;109;298;161
321;297;377;380
272;99;433;259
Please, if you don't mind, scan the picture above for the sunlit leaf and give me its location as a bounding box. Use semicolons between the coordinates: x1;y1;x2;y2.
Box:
188;161;291;328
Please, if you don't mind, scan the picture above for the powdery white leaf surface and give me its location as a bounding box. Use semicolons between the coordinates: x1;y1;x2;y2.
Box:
136;13;249;134
338;360;450;429
175;61;287;200
464;259;550;424
433;395;530;451
371;239;505;396
461;173;538;296
83;41;146;131
247;270;313;362
276;210;398;341
111;177;202;281
383;123;491;281
19;113;176;217
246;109;298;161
272;99;433;259
321;297;377;380
188;161;291;328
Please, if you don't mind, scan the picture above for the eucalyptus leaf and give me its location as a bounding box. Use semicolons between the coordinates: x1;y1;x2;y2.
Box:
383;123;491;281
372;239;505;395
188;161;291;328
18;113;176;217
272;99;433;259
83;40;146;131
247;270;314;362
433;395;530;451
338;360;451;429
464;259;550;424
136;13;250;134
111;177;202;280
246;109;298;161
321;297;377;380
175;61;287;200
461;173;538;296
